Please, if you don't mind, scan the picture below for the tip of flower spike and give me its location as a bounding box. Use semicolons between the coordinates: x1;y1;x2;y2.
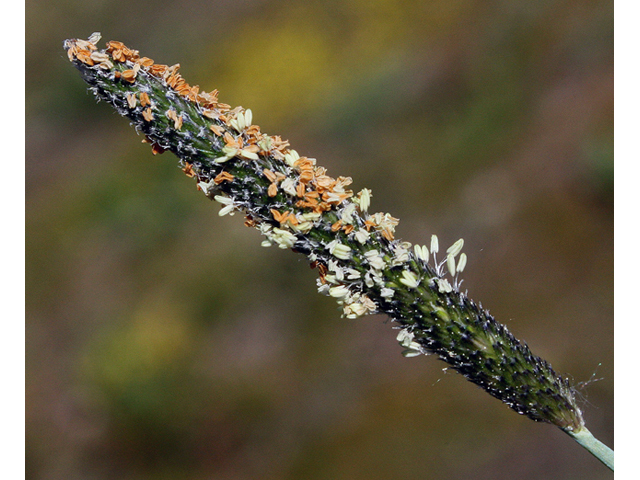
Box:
64;32;100;49
64;33;101;64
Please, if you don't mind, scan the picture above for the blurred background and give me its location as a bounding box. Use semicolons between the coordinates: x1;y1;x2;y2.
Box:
26;0;613;479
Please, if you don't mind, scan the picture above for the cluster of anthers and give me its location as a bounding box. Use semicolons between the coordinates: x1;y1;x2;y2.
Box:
65;33;469;348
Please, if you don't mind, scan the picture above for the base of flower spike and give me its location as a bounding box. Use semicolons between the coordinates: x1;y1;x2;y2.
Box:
564;427;614;471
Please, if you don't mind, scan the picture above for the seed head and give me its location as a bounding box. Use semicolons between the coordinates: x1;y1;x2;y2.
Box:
65;34;586;432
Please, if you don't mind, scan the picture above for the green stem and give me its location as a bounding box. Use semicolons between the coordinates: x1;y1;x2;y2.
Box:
564;427;614;471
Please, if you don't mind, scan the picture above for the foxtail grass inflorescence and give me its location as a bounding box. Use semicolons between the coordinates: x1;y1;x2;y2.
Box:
64;33;613;470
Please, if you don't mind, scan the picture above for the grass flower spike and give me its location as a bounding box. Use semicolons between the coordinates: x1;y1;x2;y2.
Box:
65;33;613;470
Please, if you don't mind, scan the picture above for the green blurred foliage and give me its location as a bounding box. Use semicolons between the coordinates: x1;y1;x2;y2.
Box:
27;1;612;479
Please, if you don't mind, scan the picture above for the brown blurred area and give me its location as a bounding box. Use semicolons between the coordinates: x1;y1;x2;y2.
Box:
26;1;613;479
